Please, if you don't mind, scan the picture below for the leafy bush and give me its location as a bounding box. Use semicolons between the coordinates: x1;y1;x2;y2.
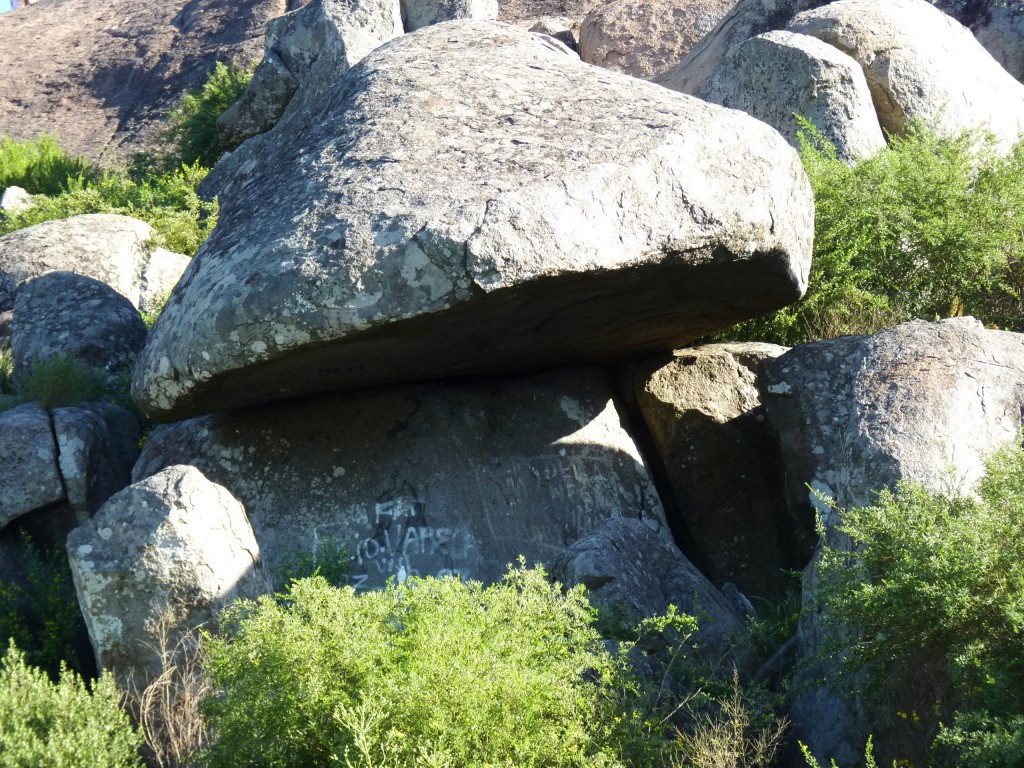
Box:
814;443;1024;767
722;123;1024;345
200;563;673;768
0;161;218;256
164;61;254;168
0;643;143;768
0;134;98;196
12;354;108;410
0;533;92;680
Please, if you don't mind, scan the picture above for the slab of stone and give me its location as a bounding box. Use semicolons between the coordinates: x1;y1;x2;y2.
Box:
401;0;498;32
133;367;667;590
135;20;813;421
0;402;64;527
698;30;885;161
67;465;269;684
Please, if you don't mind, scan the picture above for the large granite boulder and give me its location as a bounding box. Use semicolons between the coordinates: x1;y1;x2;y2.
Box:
10;272;148;378
623;343;803;598
53;403;142;524
578;0;736;81
401;0;499;32
67;465;270;685
135;20;813;421
0;402;64;527
698;30;885;161
217;0;404;147
974;4;1024;84
787;0;1024;150
553;517;751;669
763;317;1024;764
0;214;189;313
133;367;667;590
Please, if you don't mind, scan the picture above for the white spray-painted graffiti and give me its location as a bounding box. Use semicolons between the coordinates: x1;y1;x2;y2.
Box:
349;493;463;589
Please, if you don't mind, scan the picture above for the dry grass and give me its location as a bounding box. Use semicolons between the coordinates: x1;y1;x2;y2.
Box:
125;604;211;768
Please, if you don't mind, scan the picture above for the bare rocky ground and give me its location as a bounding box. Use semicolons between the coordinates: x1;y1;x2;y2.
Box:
0;0;605;165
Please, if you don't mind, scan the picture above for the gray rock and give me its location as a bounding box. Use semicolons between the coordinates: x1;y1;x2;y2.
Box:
53;403;142;524
133;367;667;590
11;272;147;377
623;342;804;598
217;0;404;147
518;16;580;51
140;248;190;317
401;0;499;32
135;20;814;421
552;517;751;669
763;317;1024;764
975;5;1024;83
0;214;184;312
0;402;64;527
698;30;885;162
0;186;34;216
67;465;269;685
787;0;1024;150
579;0;736;81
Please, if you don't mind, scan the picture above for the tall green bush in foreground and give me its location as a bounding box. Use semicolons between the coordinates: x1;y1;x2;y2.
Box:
0;643;142;768
725;123;1024;345
814;443;1024;767
201;564;673;768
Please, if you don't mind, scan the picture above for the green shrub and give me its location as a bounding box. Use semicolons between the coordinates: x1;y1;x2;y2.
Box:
813;443;1024;767
164;61;254;168
0;533;92;681
0;162;218;256
0;134;98;196
12;355;108;410
0;642;143;768
200;563;673;768
722;123;1024;345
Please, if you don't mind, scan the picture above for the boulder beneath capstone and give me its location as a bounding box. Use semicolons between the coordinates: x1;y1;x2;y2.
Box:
134;20;813;421
133;367;667;590
622;342;802;598
552;517;751;670
787;0;1024;149
762;317;1024;765
698;30;885;162
67;465;269;685
0;214;189;314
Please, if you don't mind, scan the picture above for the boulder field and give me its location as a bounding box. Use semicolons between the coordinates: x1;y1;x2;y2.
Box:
1;0;1024;764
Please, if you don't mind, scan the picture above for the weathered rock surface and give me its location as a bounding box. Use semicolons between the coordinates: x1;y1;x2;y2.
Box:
553;517;750;667
133;367;667;590
401;0;499;31
0;0;290;162
136;21;813;421
0;214;189;313
763;317;1024;764
217;0;404;147
698;30;885;161
516;15;580;50
787;0;1024;149
623;343;804;598
53;403;142;524
0;403;64;527
974;4;1024;83
67;465;269;683
657;0;1024;99
10;272;148;377
578;0;736;80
